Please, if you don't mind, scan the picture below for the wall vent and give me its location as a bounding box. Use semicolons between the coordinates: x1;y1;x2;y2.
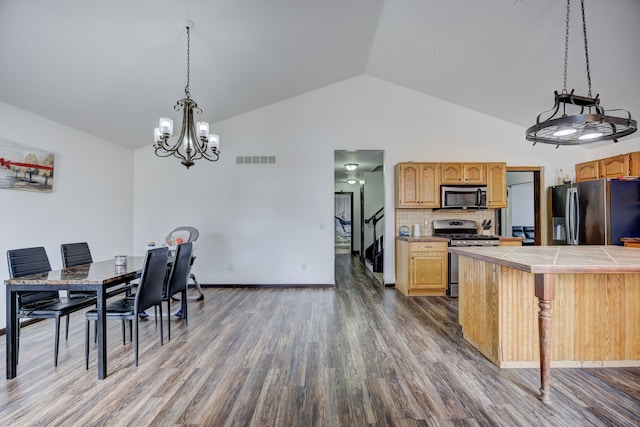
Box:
236;156;277;165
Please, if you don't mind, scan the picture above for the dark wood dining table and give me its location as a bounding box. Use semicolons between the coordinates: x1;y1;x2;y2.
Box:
5;256;144;380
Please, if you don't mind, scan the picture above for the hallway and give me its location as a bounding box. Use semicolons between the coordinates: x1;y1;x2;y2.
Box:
1;255;639;425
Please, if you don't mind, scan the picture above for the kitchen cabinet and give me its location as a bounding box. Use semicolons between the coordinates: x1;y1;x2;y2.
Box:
575;160;599;182
395;239;447;296
440;163;485;184
395;163;440;208
486;162;507;208
600;154;629;178
575;153;632;182
631;152;640;176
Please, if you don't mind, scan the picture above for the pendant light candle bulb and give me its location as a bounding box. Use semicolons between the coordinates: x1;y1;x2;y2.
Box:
208;134;219;149
159;118;173;136
196;121;209;138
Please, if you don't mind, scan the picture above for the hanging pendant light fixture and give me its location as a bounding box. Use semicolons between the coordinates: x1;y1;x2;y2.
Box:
526;0;636;147
153;21;220;168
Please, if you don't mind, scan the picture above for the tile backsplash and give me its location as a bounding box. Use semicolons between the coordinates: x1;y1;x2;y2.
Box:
396;209;496;236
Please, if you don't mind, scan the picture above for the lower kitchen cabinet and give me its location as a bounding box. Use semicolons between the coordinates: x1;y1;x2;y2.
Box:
395;239;448;296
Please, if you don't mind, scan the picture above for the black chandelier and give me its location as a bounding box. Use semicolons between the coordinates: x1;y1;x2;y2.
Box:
526;0;636;147
153;21;220;168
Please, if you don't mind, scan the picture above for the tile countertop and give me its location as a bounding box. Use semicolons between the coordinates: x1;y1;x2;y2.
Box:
395;236;450;243
395;235;522;243
448;245;640;274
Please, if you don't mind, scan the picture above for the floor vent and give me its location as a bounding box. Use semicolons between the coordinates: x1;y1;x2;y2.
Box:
236;156;277;165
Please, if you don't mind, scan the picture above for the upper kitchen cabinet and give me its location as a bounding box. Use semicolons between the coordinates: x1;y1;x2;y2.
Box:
600;154;629;178
486;163;507;208
575;160;599;182
395;163;440;208
575;152;635;182
440;163;486;184
631;152;640;176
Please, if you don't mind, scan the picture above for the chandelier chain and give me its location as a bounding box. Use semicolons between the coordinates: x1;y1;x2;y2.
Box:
562;0;570;93
580;0;592;98
185;26;191;99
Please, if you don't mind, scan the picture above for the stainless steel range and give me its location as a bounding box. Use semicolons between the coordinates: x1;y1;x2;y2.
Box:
432;219;500;297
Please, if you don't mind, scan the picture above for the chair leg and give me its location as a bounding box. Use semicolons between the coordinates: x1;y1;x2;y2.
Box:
191;273;204;301
65;314;70;340
159;304;164;346
85;319;90;370
121;320;126;345
166;299;171;341
54;317;61;367
129;320;133;342
134;317;139;367
16;319;21;365
154;305;158;325
183;290;188;326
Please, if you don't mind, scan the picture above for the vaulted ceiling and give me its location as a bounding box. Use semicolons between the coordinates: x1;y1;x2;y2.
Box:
0;0;638;151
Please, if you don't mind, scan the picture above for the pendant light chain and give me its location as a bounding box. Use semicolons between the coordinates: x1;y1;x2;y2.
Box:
580;0;592;98
185;26;191;99
526;0;637;145
562;0;571;93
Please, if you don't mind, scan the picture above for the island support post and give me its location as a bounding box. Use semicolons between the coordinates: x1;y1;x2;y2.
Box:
534;273;555;404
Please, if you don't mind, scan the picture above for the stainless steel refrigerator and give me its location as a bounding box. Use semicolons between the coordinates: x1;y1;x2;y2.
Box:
550;179;640;245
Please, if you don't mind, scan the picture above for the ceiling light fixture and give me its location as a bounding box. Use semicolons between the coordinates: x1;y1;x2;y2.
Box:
346;178;358;185
153;21;220;169
345;163;358;171
526;0;636;147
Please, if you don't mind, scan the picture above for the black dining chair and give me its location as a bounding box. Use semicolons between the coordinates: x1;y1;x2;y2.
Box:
61;242;132;300
162;242;193;341
84;246;169;369
7;246;96;367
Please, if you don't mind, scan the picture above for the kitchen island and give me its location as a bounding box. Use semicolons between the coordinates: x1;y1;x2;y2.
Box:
448;245;640;403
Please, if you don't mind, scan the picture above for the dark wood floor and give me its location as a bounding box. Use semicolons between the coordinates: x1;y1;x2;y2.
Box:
1;254;639;426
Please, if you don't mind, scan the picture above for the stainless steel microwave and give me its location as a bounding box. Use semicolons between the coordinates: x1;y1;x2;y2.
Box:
441;185;487;209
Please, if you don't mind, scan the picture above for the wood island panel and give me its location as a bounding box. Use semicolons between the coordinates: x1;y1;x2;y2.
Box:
454;247;640;368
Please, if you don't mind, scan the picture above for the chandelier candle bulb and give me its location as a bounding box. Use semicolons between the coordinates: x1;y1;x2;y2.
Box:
208;134;219;149
196;121;209;138
159;118;173;136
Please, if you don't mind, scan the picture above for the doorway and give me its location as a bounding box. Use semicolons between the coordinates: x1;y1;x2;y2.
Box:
500;167;544;245
334;150;385;282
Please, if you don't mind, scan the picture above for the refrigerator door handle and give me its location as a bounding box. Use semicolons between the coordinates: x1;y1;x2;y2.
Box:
573;188;580;245
565;187;573;244
566;187;579;245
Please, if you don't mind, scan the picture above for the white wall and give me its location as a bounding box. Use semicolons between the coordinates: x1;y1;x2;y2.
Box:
0;102;134;329
134;75;586;286
510;182;534;227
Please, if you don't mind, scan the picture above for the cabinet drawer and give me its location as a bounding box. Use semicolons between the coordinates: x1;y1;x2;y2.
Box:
410;242;448;252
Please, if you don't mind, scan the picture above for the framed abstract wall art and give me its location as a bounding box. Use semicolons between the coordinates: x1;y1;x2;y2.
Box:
0;139;55;193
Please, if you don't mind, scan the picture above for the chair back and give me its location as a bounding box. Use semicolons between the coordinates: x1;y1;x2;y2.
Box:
135;247;169;313
165;226;199;244
60;242;93;268
166;242;193;297
7;247;58;306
